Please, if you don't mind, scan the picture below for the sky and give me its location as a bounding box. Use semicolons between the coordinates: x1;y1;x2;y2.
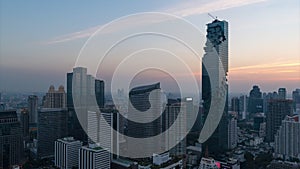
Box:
0;0;299;95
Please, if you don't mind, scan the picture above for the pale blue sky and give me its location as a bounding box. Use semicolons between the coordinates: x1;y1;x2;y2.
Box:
0;0;299;93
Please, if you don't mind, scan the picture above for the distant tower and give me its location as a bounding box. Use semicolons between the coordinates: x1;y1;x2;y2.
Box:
228;116;237;149
28;95;38;124
43;85;66;108
20;109;30;140
248;85;263;115
95;79;105;108
266;99;293;142
278;88;287;100
292;89;300;114
202;19;229;153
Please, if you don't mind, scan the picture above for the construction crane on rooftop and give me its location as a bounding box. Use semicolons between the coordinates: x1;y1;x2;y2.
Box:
208;13;217;20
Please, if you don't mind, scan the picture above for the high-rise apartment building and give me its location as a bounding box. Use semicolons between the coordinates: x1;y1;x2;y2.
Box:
79;144;111;169
266;99;293;142
202;19;229;153
28;95;38;124
228;117;238;149
43;85;66;108
37;108;68;158
274;115;300;160
0;110;23;169
165;98;188;156
55;137;83;169
87;110;112;154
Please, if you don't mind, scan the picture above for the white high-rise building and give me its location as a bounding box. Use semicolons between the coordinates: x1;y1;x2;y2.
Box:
79;144;111;169
228;117;238;149
87;111;113;155
275;115;300;160
54;137;82;169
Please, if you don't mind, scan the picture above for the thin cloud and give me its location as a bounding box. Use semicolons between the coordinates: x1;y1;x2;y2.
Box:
45;0;267;44
166;0;267;17
231;61;300;71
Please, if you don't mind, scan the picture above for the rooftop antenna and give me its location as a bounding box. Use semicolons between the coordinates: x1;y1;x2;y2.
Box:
208;13;217;20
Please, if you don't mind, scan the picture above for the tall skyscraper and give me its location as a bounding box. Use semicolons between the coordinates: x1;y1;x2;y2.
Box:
278;88;287;100
95;79;105;108
231;97;240;113
20;108;29;140
43;85;66;108
228;116;237;149
292;89;300;114
127;82;164;155
28;95;38;124
165;98;188;156
274;115;300;160
37;108;68;158
266;99;293;142
248;85;263;115
239;95;248;120
67;67;105;143
79;144;111;169
202;19;229;154
263;92;278;114
87;110;112;154
0;110;23;169
55;137;83;169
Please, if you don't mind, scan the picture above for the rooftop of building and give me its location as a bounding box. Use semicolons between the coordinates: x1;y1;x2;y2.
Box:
129;82;160;95
0;110;17;119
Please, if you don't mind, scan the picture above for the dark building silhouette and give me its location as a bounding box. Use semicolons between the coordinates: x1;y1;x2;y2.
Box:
202;19;229;154
278;88;287;100
253;113;265;131
127;83;164;154
248;85;263;115
95;79;105;108
266;99;293;142
20;108;29;140
37;108;68;158
28;95;38;124
231;97;240;113
292;89;300;113
0;110;23;168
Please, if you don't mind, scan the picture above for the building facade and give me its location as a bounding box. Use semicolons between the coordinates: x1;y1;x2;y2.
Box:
0;110;23;169
54;137;83;169
28;95;38;124
202;19;229;154
43;85;66;108
37;108;68;158
266;99;293;142
274;115;300;160
79;144;111;169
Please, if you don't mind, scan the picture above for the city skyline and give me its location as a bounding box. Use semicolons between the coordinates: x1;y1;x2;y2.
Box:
0;0;299;93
